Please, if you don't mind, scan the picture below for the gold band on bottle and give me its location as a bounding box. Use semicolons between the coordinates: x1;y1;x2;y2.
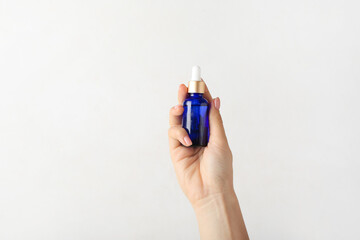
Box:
187;81;205;93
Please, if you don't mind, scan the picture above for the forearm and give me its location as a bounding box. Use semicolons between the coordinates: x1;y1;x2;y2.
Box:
193;191;249;240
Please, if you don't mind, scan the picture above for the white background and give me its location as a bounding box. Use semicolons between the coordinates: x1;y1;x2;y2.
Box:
1;0;360;239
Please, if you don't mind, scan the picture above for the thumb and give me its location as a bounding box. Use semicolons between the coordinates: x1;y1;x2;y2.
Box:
209;97;228;146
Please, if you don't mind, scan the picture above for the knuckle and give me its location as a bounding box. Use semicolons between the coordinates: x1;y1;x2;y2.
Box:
168;126;174;137
174;126;185;138
170;105;184;116
168;126;182;138
178;128;187;138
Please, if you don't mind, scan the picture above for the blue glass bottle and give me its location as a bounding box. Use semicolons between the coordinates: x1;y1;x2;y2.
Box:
182;66;209;146
182;93;209;146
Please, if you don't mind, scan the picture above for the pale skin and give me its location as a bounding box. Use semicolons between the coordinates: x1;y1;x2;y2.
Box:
168;82;249;240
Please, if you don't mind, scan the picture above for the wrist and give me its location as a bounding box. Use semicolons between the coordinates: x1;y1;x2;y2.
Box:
192;190;249;240
192;190;237;215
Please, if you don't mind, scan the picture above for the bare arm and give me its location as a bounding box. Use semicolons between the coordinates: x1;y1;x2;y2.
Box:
194;191;248;240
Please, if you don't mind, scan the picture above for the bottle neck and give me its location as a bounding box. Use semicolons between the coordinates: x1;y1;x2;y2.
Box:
189;93;203;98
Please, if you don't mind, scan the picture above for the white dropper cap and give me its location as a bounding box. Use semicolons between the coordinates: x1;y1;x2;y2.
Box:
191;65;201;81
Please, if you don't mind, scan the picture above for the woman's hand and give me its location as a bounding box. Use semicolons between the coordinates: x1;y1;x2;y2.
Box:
168;83;233;206
168;82;249;240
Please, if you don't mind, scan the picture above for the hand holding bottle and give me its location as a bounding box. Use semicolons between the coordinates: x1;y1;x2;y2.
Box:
168;81;249;240
168;83;233;205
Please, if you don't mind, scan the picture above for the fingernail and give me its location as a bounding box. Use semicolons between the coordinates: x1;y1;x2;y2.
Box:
214;97;221;110
184;136;192;146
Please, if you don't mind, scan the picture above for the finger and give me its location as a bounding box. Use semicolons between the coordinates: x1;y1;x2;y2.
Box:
178;84;188;104
202;79;213;102
168;126;192;149
169;104;184;126
209;97;228;147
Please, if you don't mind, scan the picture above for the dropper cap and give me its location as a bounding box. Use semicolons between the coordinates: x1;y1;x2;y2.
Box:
188;65;205;93
191;66;201;81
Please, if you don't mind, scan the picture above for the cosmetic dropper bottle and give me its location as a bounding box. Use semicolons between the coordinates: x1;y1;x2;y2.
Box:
182;66;210;146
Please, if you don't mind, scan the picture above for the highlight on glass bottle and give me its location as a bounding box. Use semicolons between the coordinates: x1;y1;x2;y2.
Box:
182;66;210;146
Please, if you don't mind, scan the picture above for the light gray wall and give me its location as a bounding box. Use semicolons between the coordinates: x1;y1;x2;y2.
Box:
1;0;359;239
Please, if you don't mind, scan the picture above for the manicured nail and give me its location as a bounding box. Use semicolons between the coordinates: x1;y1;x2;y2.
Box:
214;97;221;110
184;136;192;146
